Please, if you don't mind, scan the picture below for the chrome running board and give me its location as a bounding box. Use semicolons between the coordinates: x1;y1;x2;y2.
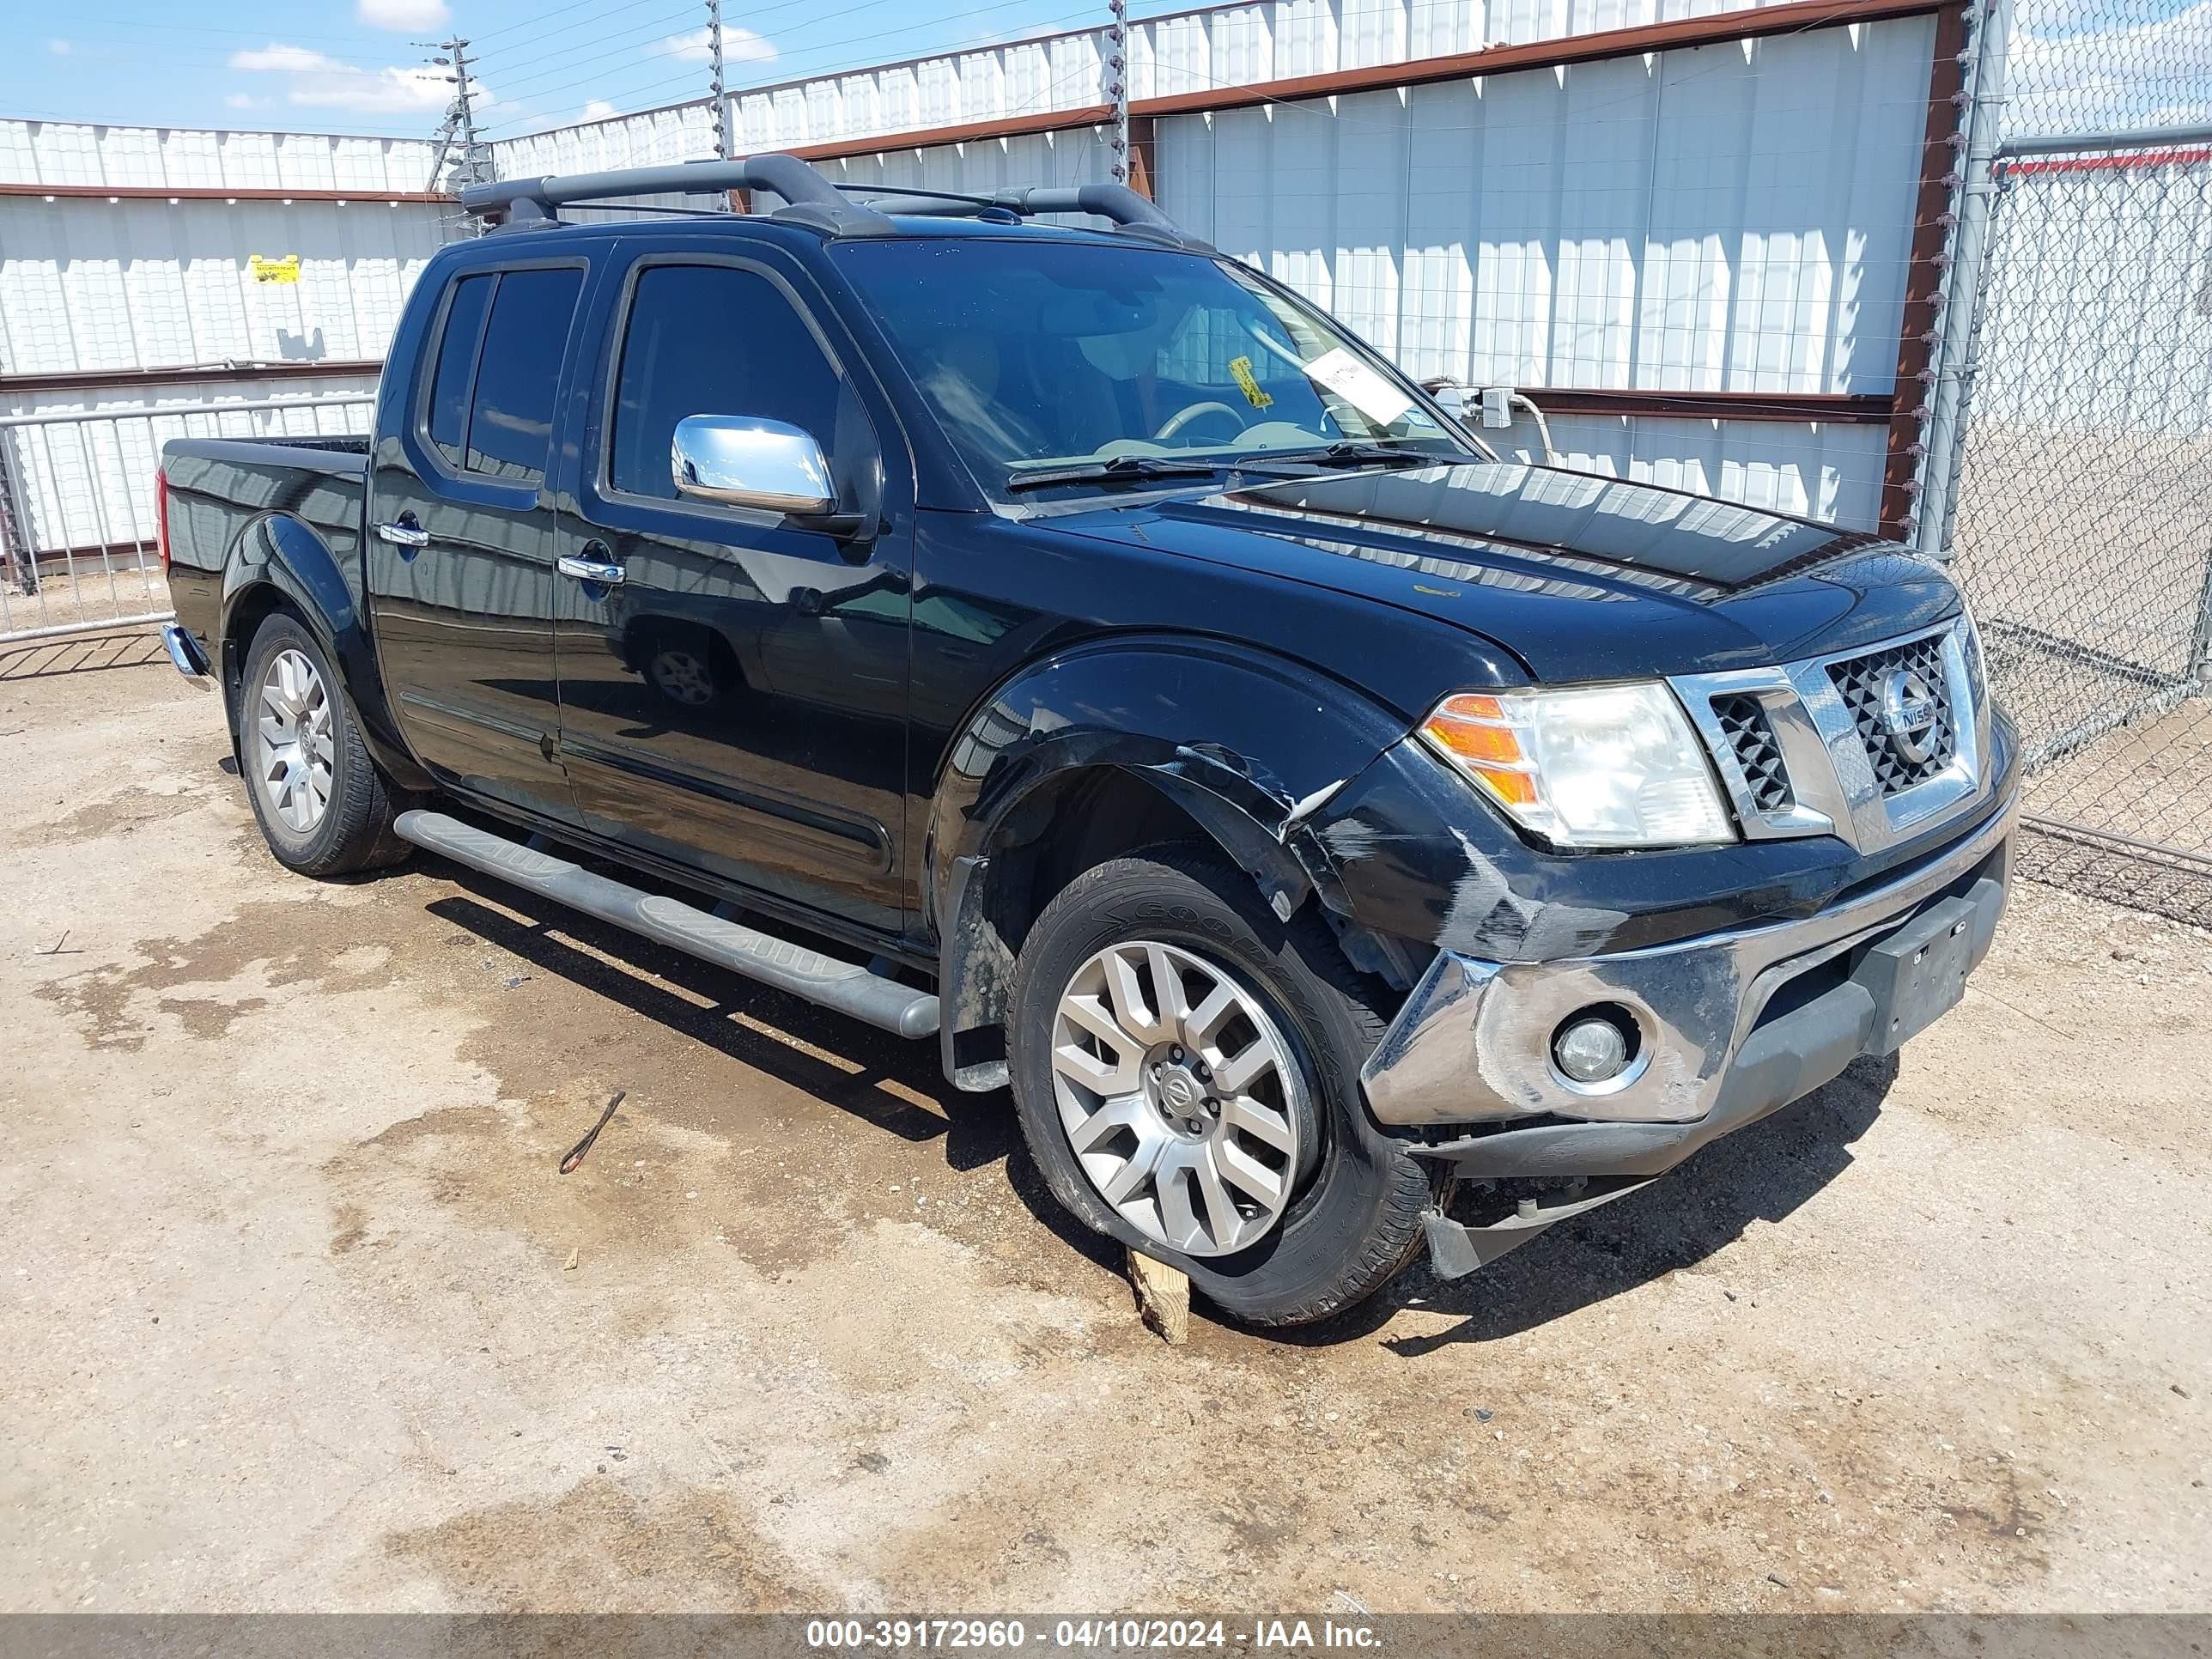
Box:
392;809;938;1039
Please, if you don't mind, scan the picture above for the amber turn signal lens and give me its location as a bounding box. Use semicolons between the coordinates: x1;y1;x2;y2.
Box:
1425;719;1521;766
1420;695;1540;811
1472;766;1540;805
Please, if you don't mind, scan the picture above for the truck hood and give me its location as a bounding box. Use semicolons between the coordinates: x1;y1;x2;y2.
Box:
1051;461;1960;684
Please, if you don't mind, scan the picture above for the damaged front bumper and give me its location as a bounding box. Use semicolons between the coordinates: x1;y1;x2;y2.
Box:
1364;793;2017;1277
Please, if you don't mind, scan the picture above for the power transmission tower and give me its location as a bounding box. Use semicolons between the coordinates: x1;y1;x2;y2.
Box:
422;36;485;193
705;0;735;161
1105;0;1130;185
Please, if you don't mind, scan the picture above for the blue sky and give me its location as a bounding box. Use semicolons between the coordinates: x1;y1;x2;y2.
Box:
1;0;1105;140
3;0;2208;141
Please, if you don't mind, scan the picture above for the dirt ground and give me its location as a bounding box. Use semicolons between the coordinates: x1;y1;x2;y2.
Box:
2;653;2208;1616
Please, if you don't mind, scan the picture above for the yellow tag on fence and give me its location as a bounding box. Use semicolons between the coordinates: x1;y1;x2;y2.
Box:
1228;354;1273;410
249;253;301;284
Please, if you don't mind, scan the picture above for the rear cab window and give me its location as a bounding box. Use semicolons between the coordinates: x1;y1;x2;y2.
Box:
416;263;586;485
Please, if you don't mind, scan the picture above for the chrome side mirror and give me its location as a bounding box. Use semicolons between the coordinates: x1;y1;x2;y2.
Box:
671;415;836;516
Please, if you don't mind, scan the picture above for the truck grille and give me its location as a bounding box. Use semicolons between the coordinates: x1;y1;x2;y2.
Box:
1711;695;1794;813
1827;635;1956;795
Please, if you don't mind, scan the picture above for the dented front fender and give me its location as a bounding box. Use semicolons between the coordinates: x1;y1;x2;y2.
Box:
924;634;1411;927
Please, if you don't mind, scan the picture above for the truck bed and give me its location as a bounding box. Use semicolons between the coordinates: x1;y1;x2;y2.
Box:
161;434;372;652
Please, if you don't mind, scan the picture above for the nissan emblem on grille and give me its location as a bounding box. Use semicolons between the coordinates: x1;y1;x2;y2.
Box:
1880;666;1942;764
1826;635;1957;797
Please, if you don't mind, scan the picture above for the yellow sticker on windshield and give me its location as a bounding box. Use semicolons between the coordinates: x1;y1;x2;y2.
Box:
1229;354;1273;410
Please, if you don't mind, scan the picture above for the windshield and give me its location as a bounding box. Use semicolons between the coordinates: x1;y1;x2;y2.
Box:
831;237;1474;497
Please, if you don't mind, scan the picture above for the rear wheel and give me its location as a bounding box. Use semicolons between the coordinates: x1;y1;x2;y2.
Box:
238;613;411;878
1008;846;1437;1328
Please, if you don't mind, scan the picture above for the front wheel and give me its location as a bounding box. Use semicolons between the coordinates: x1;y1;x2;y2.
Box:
1007;847;1437;1328
238;612;411;878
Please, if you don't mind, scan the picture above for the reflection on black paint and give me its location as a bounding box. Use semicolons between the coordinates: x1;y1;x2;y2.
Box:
553;253;912;934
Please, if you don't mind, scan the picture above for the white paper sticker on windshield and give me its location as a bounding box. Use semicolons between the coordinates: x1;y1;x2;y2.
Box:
1303;347;1413;428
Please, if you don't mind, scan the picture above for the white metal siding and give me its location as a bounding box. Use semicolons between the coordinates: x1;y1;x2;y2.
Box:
483;0;1800;174
811;130;1118;198
0;0;1936;540
486;105;722;183
0;119;443;193
1156;16;1936;397
0;197;455;377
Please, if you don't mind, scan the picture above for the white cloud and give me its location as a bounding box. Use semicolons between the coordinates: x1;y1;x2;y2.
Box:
663;26;775;65
47;39;70;54
356;0;451;27
580;100;617;122
228;40;493;115
230;44;345;74
224;94;264;110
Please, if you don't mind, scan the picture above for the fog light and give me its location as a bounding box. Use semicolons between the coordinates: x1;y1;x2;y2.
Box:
1553;1013;1632;1084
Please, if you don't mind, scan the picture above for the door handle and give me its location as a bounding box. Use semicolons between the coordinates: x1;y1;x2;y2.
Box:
375;520;429;549
558;555;625;586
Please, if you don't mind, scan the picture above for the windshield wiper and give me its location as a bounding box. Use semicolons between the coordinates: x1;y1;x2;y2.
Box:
1263;441;1448;470
1005;455;1232;493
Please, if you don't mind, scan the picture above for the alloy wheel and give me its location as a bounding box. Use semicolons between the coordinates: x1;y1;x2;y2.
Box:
253;647;335;834
1048;939;1307;1257
650;647;714;706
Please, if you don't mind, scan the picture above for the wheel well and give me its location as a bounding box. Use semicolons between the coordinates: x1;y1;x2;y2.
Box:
943;764;1426;1086
939;766;1227;1084
988;767;1218;962
220;584;307;739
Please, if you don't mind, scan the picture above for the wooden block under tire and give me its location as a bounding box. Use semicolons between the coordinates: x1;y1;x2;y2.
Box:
1127;1247;1190;1346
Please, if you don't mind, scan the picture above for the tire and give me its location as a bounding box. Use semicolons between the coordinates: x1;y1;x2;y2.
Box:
237;611;412;878
646;640;720;707
1007;845;1437;1328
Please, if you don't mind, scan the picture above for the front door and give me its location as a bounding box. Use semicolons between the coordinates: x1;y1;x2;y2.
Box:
365;255;591;824
551;247;913;936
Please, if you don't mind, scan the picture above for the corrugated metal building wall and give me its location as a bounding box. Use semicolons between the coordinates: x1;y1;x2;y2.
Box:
2;0;1954;576
1153;17;1936;521
483;0;1942;531
0;121;459;557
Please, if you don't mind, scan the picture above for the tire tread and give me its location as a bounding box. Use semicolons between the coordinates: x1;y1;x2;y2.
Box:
1010;843;1437;1328
239;612;414;878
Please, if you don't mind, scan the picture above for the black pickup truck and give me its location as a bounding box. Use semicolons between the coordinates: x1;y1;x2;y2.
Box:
156;155;2017;1327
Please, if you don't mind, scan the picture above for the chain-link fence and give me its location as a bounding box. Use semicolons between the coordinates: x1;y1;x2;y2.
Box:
0;395;375;648
1944;134;2212;923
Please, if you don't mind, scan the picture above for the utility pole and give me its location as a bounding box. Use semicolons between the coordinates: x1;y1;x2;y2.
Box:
1105;0;1130;185
706;0;734;161
422;36;483;193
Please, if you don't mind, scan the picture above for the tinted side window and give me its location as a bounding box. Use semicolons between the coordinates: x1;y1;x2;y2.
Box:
609;264;841;501
425;273;493;469
464;267;585;482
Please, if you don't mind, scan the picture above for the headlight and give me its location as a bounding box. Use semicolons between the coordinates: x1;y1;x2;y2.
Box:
1420;683;1736;849
1955;604;1987;702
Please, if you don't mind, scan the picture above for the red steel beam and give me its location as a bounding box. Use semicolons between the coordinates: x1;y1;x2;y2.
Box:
0;182;450;203
0;360;384;394
1528;389;1895;425
1880;0;1972;539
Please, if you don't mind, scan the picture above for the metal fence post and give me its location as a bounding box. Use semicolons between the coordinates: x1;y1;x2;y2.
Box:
0;429;29;597
1915;0;2014;562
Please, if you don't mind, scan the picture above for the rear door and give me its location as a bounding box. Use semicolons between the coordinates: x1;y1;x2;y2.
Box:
365;252;592;824
550;241;915;937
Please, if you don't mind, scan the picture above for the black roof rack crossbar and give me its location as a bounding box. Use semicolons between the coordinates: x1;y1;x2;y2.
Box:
459;154;896;235
841;179;1209;247
459;152;1208;247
